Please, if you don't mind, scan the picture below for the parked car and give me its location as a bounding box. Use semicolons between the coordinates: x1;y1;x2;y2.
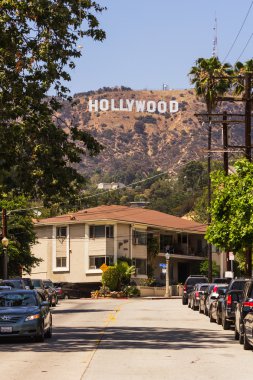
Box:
31;279;56;307
188;283;209;310
235;279;253;346
61;282;101;299
53;282;65;299
182;275;208;305
208;287;227;323
1;279;26;290
42;280;58;305
243;311;253;350
199;283;215;315
22;278;34;290
0;290;52;341
206;284;228;318
219;290;243;329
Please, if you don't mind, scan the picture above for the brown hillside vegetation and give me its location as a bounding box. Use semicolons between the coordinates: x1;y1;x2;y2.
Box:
59;88;244;182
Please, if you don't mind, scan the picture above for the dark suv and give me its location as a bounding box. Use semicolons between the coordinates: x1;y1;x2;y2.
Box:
182;275;208;305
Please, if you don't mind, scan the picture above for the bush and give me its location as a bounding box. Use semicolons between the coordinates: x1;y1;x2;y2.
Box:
123;285;140;297
102;267;119;291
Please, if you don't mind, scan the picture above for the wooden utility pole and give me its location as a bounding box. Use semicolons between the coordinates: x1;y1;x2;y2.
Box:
245;73;252;277
222;111;229;175
207;120;212;282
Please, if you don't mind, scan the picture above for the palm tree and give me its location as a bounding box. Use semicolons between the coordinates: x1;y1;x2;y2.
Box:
233;59;253;95
189;57;232;282
189;57;233;113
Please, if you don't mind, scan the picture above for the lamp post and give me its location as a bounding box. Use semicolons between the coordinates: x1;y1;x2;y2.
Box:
2;237;9;280
164;252;170;298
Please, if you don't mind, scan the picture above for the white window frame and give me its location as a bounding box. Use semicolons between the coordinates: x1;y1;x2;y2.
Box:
52;225;70;272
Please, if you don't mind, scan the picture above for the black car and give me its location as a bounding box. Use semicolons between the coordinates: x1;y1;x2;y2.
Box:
182;275;208;305
1;279;26;290
31;279;56;307
0;290;52;341
61;282;101;299
219;290;243;329
188;283;209;310
42;280;58;306
235;279;253;346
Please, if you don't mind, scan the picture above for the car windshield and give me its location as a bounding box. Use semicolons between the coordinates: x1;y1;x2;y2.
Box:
0;293;37;307
32;280;42;288
3;281;22;289
231;281;245;290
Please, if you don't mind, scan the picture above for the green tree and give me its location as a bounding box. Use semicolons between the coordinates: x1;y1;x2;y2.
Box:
0;1;105;204
206;159;253;275
200;260;220;277
0;194;41;277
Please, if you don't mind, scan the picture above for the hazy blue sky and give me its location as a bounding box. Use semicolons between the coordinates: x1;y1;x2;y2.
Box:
68;0;253;94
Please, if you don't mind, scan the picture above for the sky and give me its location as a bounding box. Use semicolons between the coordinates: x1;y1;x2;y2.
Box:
67;0;253;95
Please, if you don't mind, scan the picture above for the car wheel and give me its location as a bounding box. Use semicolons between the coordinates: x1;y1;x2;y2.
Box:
64;294;69;300
234;326;239;340
239;326;244;345
45;318;52;339
216;314;221;325
209;308;215;323
243;330;252;350
35;323;45;342
222;314;230;330
205;307;208;316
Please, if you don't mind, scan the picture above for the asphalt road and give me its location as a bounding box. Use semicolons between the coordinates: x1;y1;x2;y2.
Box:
0;298;252;380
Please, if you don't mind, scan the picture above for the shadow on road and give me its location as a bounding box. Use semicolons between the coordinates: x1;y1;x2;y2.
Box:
52;308;112;315
0;326;234;352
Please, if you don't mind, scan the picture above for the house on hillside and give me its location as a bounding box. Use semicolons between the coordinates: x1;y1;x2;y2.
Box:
30;205;210;285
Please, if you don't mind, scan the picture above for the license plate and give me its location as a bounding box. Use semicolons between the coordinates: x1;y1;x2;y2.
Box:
0;326;13;333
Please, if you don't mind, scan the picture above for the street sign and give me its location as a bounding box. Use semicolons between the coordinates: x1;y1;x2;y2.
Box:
100;263;108;272
159;263;166;268
162;268;167;274
229;252;235;261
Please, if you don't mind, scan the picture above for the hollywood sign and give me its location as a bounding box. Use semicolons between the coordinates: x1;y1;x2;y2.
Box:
88;99;179;114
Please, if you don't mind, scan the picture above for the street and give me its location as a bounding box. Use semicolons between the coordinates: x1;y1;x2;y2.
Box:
0;298;252;380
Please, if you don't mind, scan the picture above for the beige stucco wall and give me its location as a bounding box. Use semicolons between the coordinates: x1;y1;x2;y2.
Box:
132;244;147;259
30;226;52;279
117;223;131;258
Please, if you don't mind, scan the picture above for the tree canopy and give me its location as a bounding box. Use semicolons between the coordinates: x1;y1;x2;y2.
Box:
206;159;253;253
0;0;106;204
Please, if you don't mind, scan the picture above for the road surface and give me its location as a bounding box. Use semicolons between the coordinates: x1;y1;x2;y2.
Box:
0;298;252;380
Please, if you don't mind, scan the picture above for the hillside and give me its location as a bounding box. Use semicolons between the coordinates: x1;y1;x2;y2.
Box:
59;88;245;183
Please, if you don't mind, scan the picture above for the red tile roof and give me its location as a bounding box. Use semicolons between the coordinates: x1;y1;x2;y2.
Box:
35;205;206;234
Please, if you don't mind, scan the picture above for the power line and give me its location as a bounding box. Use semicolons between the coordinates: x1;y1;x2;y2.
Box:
236;32;253;61
223;1;253;62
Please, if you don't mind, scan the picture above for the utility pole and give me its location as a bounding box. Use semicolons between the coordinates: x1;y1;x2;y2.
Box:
2;209;8;280
222;111;228;175
207;120;212;282
245;73;252;277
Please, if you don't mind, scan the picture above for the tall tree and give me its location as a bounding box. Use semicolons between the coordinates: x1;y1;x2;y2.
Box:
0;0;106;204
189;57;232;113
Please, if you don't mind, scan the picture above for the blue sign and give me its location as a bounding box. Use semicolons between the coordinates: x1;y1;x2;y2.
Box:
159;263;166;268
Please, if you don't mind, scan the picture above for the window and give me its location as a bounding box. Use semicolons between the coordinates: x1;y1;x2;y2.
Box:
132;258;147;275
133;230;147;245
56;226;67;238
56;257;67;267
89;256;114;269
106;225;114;238
89;225;114;239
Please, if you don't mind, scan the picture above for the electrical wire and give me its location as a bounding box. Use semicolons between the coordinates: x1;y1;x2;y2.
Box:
223;0;253;63
236;32;253;61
